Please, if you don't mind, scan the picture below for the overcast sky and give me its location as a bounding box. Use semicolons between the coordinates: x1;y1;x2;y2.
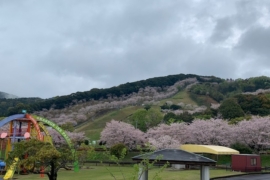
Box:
1;0;270;98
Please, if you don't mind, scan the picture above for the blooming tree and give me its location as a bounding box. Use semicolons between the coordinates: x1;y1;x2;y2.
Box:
148;135;180;150
232;116;270;152
186;119;233;146
146;123;187;149
100;120;146;149
48;128;86;146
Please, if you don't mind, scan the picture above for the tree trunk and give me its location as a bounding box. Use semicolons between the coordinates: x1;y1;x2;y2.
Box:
47;161;58;180
48;173;57;180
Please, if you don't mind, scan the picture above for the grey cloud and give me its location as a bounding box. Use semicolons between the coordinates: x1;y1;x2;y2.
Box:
232;25;270;78
185;45;238;79
236;26;270;60
1;0;270;98
208;0;265;44
209;17;234;43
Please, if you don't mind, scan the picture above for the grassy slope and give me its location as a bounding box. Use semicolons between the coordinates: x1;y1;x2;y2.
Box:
159;90;197;105
74;90;198;140
74;106;142;140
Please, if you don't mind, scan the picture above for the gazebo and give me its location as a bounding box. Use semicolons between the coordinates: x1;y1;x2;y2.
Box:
132;149;216;180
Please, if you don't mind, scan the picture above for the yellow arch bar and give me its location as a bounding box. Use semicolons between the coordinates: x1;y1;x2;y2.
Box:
38;122;53;145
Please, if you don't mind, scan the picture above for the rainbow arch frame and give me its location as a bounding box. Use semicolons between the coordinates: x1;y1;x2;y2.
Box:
0;114;78;171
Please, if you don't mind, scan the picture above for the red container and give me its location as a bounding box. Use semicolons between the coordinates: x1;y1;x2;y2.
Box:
231;154;261;172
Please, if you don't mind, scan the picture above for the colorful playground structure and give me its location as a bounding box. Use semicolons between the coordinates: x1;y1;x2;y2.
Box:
0;113;78;179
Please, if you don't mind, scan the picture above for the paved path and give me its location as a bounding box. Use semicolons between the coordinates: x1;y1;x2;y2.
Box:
218;174;270;180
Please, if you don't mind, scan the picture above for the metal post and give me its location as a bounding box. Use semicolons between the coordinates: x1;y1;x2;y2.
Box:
12;121;17;149
138;164;148;180
200;165;210;180
0;139;2;159
1;132;8;160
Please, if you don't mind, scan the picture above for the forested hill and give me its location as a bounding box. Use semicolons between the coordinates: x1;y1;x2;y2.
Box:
0;91;18;99
1;73;221;116
1;73;270;117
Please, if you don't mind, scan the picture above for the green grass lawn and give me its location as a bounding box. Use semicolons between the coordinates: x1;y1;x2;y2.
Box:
260;155;270;167
159;90;197;105
9;166;244;180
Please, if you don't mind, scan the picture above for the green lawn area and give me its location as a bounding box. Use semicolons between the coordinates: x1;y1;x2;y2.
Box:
9;166;244;180
261;155;270;166
159;90;197;105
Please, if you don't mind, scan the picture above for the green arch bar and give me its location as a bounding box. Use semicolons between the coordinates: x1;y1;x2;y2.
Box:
31;115;79;172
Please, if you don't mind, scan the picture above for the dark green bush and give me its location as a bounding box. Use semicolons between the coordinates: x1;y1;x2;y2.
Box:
170;104;181;110
110;143;128;159
230;142;253;154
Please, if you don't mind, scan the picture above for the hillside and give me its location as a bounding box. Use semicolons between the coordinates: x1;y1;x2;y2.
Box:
0;73;222;116
2;73;270;141
0;91;18;99
74;89;199;140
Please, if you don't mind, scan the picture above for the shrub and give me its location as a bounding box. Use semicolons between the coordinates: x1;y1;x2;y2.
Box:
230;142;253;154
110;143;128;159
170;104;181;110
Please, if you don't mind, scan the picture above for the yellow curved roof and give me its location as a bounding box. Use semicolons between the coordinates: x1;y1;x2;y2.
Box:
181;144;239;155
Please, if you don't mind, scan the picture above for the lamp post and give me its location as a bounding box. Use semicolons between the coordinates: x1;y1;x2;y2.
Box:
0;133;7;160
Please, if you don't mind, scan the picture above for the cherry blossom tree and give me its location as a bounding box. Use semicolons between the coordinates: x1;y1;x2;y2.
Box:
148;135;180;150
232;116;270;152
48;128;86;146
186;119;233;146
100;120;146;149
146;123;187;149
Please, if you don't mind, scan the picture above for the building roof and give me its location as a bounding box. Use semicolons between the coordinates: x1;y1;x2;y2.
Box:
232;154;259;156
132;149;216;166
181;144;240;155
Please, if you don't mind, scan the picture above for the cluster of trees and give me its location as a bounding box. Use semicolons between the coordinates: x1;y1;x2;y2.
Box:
161;92;270;122
189;83;224;102
160;103;181;110
7;139;73;180
128;108;163;132
236;94;270;116
101;117;270;153
189;76;270;105
218;98;245;119
218;93;270;119
163;112;194;123
0;98;43;116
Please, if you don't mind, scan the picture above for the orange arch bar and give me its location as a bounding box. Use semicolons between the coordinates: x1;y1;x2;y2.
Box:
25;114;43;141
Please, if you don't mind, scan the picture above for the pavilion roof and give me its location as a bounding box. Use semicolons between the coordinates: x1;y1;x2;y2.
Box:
181;144;240;155
132;149;216;166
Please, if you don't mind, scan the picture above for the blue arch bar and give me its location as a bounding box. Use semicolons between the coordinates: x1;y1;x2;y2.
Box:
0;114;25;128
